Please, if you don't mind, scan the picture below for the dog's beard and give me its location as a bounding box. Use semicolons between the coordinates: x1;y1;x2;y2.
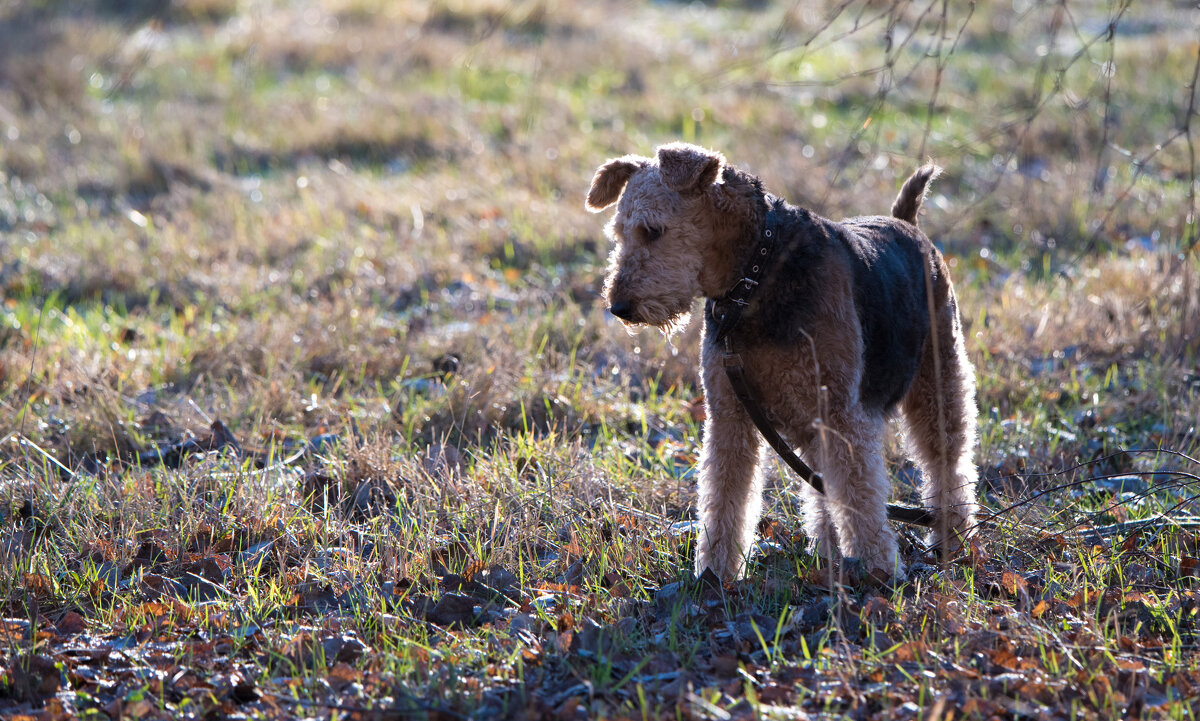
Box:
615;298;693;336
654;308;693;336
604;259;697;336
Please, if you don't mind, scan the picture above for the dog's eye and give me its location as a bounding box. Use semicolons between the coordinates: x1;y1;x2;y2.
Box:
641;225;664;243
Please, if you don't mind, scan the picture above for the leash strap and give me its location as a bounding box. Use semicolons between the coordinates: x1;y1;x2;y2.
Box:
722;354;825;494
707;205;936;528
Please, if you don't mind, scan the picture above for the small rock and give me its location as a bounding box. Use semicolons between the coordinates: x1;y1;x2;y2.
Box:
654;582;682;608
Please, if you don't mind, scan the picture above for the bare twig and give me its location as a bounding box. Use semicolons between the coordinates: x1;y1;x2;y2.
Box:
1181;40;1200;251
972;448;1200;537
259;690;467;719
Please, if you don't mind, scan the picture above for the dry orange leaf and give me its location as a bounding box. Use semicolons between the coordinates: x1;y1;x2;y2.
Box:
1000;570;1027;596
861;596;892;619
892;640;926;662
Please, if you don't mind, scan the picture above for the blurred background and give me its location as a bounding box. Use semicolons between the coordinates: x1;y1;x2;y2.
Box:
1;0;1197;511
3;1;1196;251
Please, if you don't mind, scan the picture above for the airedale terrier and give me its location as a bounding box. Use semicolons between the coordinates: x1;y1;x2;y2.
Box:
586;142;979;580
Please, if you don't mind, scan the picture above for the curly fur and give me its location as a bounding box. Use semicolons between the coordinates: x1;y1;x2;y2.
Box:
586;143;980;581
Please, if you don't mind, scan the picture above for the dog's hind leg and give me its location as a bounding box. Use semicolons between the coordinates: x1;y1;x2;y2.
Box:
900;281;980;556
799;482;839;564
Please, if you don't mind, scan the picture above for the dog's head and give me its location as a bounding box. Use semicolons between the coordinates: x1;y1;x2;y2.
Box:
585;143;760;333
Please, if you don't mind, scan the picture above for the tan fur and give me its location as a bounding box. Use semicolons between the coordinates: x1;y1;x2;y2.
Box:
586;143;979;582
891;164;942;226
586;155;647;212
657;143;724;195
900;253;979;556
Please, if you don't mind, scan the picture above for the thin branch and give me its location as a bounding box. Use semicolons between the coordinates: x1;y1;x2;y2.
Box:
1182;40;1200;251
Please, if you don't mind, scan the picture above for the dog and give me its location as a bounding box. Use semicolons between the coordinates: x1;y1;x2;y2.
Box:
586;142;979;580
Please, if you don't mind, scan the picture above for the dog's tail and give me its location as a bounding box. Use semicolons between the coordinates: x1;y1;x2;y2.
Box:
891;164;942;227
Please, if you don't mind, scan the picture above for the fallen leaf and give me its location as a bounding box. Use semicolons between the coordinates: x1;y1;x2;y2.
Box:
23;572;53;597
1000;570;1027;596
710;655;740;676
427;593;478;627
55;611;87;635
9;653;62;702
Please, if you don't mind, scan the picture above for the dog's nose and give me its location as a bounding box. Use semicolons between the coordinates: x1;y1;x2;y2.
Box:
608;300;635;321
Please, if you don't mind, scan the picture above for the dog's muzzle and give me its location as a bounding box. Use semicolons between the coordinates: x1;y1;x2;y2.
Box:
608;300;636;322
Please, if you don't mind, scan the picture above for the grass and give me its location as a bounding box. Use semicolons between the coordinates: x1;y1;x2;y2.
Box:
1;0;1199;718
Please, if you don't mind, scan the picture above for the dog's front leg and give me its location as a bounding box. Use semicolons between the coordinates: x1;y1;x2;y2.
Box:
810;413;903;580
694;343;765;581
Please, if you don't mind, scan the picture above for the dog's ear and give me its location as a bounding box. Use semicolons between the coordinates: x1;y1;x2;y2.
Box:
586;155;646;212
710;165;762;224
657;143;724;195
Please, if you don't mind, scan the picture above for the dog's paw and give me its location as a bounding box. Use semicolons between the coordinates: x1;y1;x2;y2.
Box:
695;539;751;581
928;521;976;561
693;553;733;582
807;534;840;563
840;556;906;587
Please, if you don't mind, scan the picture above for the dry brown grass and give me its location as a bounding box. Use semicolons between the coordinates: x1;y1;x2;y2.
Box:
1;0;1198;718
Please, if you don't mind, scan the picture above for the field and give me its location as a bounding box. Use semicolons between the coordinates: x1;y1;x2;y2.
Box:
2;0;1199;718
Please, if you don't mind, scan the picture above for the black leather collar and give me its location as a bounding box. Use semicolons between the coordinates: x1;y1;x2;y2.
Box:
706;196;783;348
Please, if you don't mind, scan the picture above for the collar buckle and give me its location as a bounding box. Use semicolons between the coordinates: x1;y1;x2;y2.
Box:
709;201;779;346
